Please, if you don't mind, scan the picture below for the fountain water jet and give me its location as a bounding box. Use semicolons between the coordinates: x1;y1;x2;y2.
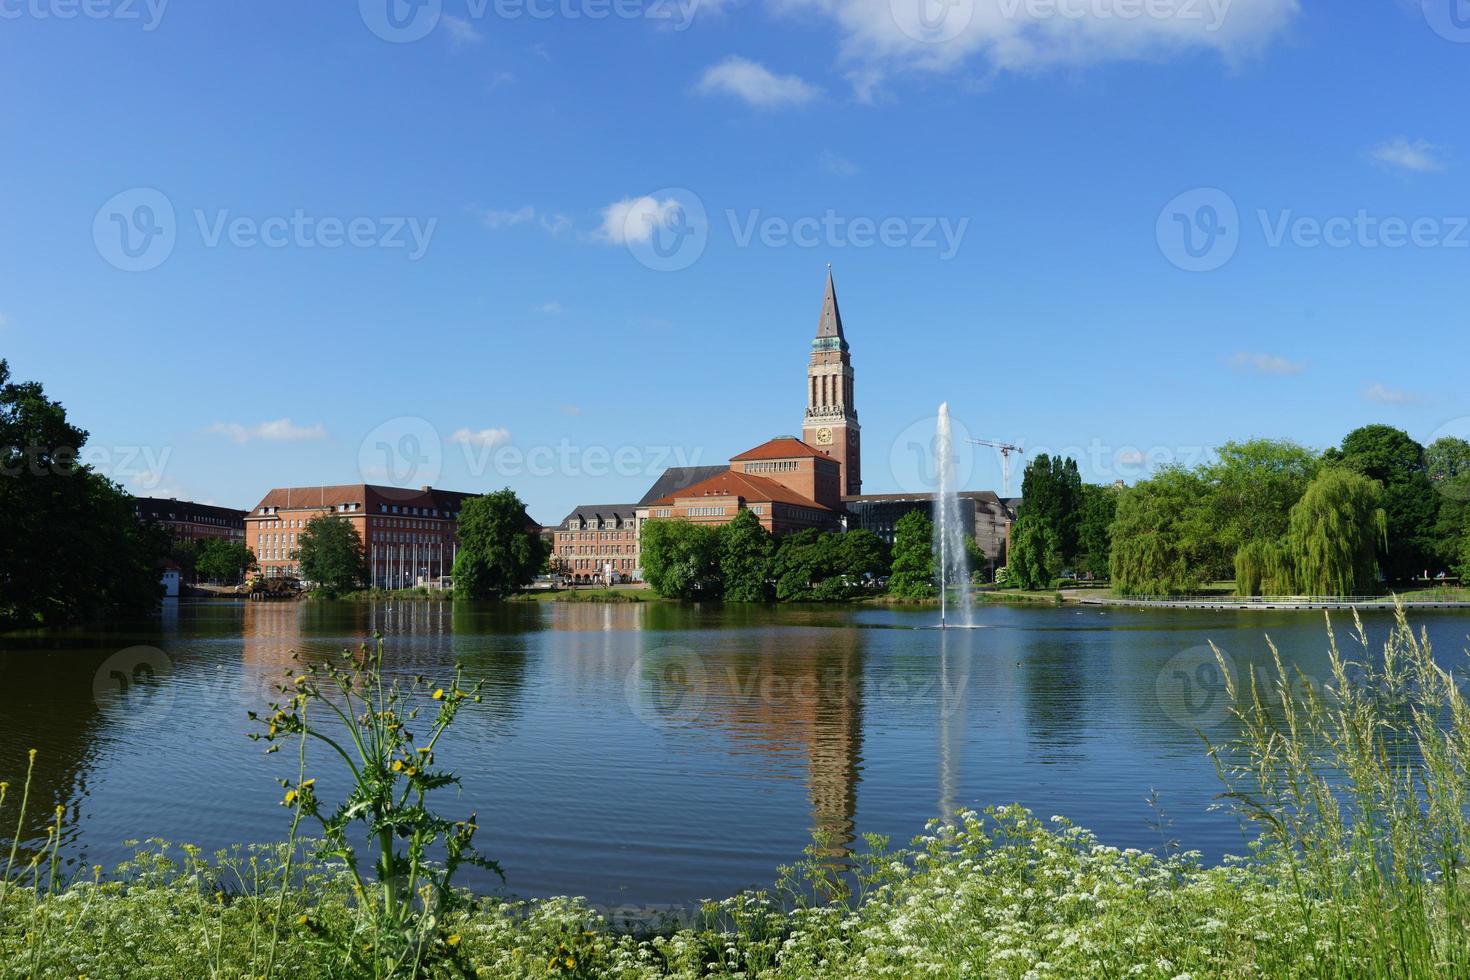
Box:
933;403;974;629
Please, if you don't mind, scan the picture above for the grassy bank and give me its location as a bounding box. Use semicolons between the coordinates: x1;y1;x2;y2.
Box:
3;609;1469;978
510;589;656;603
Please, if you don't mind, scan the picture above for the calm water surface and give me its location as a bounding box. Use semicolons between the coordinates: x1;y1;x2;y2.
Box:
3;600;1468;908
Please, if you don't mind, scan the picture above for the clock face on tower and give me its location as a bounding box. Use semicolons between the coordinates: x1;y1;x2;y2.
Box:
814;427;833;446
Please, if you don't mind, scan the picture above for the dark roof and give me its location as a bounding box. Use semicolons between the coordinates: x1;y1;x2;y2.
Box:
249;484;478;515
731;437;831;462
637;465;728;506
816;268;846;344
843;490;1007;505
559;503;640;526
134;496;247;524
653;469;831;511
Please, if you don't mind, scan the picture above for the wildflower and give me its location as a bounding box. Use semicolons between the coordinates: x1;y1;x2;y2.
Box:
447;933;461;947
433;688;445;700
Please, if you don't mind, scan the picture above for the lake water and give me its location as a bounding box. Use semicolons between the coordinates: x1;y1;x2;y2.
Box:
2;599;1468;909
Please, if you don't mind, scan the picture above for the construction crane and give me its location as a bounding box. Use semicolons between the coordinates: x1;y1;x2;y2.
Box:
969;439;1025;497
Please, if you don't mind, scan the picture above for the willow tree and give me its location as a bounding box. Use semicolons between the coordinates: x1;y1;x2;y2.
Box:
1234;539;1292;596
1284;468;1387;597
1109;467;1213;597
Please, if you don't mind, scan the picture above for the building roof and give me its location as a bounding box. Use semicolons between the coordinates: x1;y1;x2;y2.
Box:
558;503;640;526
816;268;846;343
654;469;831;511
637;465;729;506
731;437;831;462
134;496;247;522
843;490;1007;505
249;484;478;514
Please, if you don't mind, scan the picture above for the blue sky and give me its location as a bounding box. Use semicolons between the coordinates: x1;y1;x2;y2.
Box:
1;0;1467;522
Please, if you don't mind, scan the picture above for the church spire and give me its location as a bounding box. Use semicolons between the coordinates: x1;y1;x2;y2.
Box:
816;265;847;345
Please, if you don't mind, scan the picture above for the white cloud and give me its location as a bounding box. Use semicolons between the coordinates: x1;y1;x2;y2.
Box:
442;14;484;44
774;0;1298;77
820;149;860;175
478;206;574;236
534;301;563;314
1229;351;1304;375
450;427;512;448
597;195;685;245
487;71;517;93
1364;383;1421;405
205;419;327;444
560;404;582;417
1369;137;1447;173
480;205;536;229
695;56;820;107
845;68;885;104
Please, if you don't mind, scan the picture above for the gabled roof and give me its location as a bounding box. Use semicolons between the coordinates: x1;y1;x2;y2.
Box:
637;465;729;506
653;469;831;511
816;268;845;342
731;437;831;462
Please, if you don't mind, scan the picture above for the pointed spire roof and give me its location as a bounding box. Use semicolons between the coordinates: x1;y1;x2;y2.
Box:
816;265;846;343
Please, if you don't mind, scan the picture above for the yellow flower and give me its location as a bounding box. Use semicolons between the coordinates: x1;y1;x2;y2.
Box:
297;914;309;926
293;675;307;686
432;688;445;701
284;790;298;806
392;760;405;772
301;779;316;789
447;933;462;947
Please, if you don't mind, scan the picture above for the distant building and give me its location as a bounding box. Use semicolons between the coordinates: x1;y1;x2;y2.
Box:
645;438;843;536
134;497;246;544
843;491;1018;573
553;504;641;584
246;484;476;586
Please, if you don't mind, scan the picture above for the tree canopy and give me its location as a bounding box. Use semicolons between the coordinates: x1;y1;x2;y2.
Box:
887;510;935;599
1283;467;1386;596
640;519;722;600
1330;425;1436;579
718;509;773;602
451;489;547;600
297;514;367;597
0;359;166;629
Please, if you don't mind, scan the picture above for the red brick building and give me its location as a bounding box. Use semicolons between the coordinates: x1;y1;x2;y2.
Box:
645;437;843;537
552;504;640;584
801;269;862;497
246;484;476;586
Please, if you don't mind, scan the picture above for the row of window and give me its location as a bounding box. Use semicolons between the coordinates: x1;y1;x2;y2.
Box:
688;506;727;517
745;461;798;473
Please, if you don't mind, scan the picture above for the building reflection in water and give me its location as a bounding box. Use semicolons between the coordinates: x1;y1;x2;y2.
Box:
621;624;867;869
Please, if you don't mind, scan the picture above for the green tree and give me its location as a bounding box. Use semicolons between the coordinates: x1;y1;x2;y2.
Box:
1331;425;1437;580
451;489;547;600
195;539;258;584
0;360;165;629
1203;439;1320;576
1006;514;1059;590
640;519;722;599
1018;454;1084;566
1428;437;1470;568
719;509;773;602
1283;467;1387;596
771;529;836;601
297;514;367;597
840;529;890;582
1076;483;1119;580
1109;468;1214;596
887;510;935;599
1234;539;1291;597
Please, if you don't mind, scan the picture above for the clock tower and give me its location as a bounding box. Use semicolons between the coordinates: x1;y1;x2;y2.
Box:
802;268;862;497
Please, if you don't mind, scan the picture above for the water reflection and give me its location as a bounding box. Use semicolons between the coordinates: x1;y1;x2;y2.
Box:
3;602;1470;905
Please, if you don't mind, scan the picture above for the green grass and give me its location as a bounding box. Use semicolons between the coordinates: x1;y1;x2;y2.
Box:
4;607;1469;977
